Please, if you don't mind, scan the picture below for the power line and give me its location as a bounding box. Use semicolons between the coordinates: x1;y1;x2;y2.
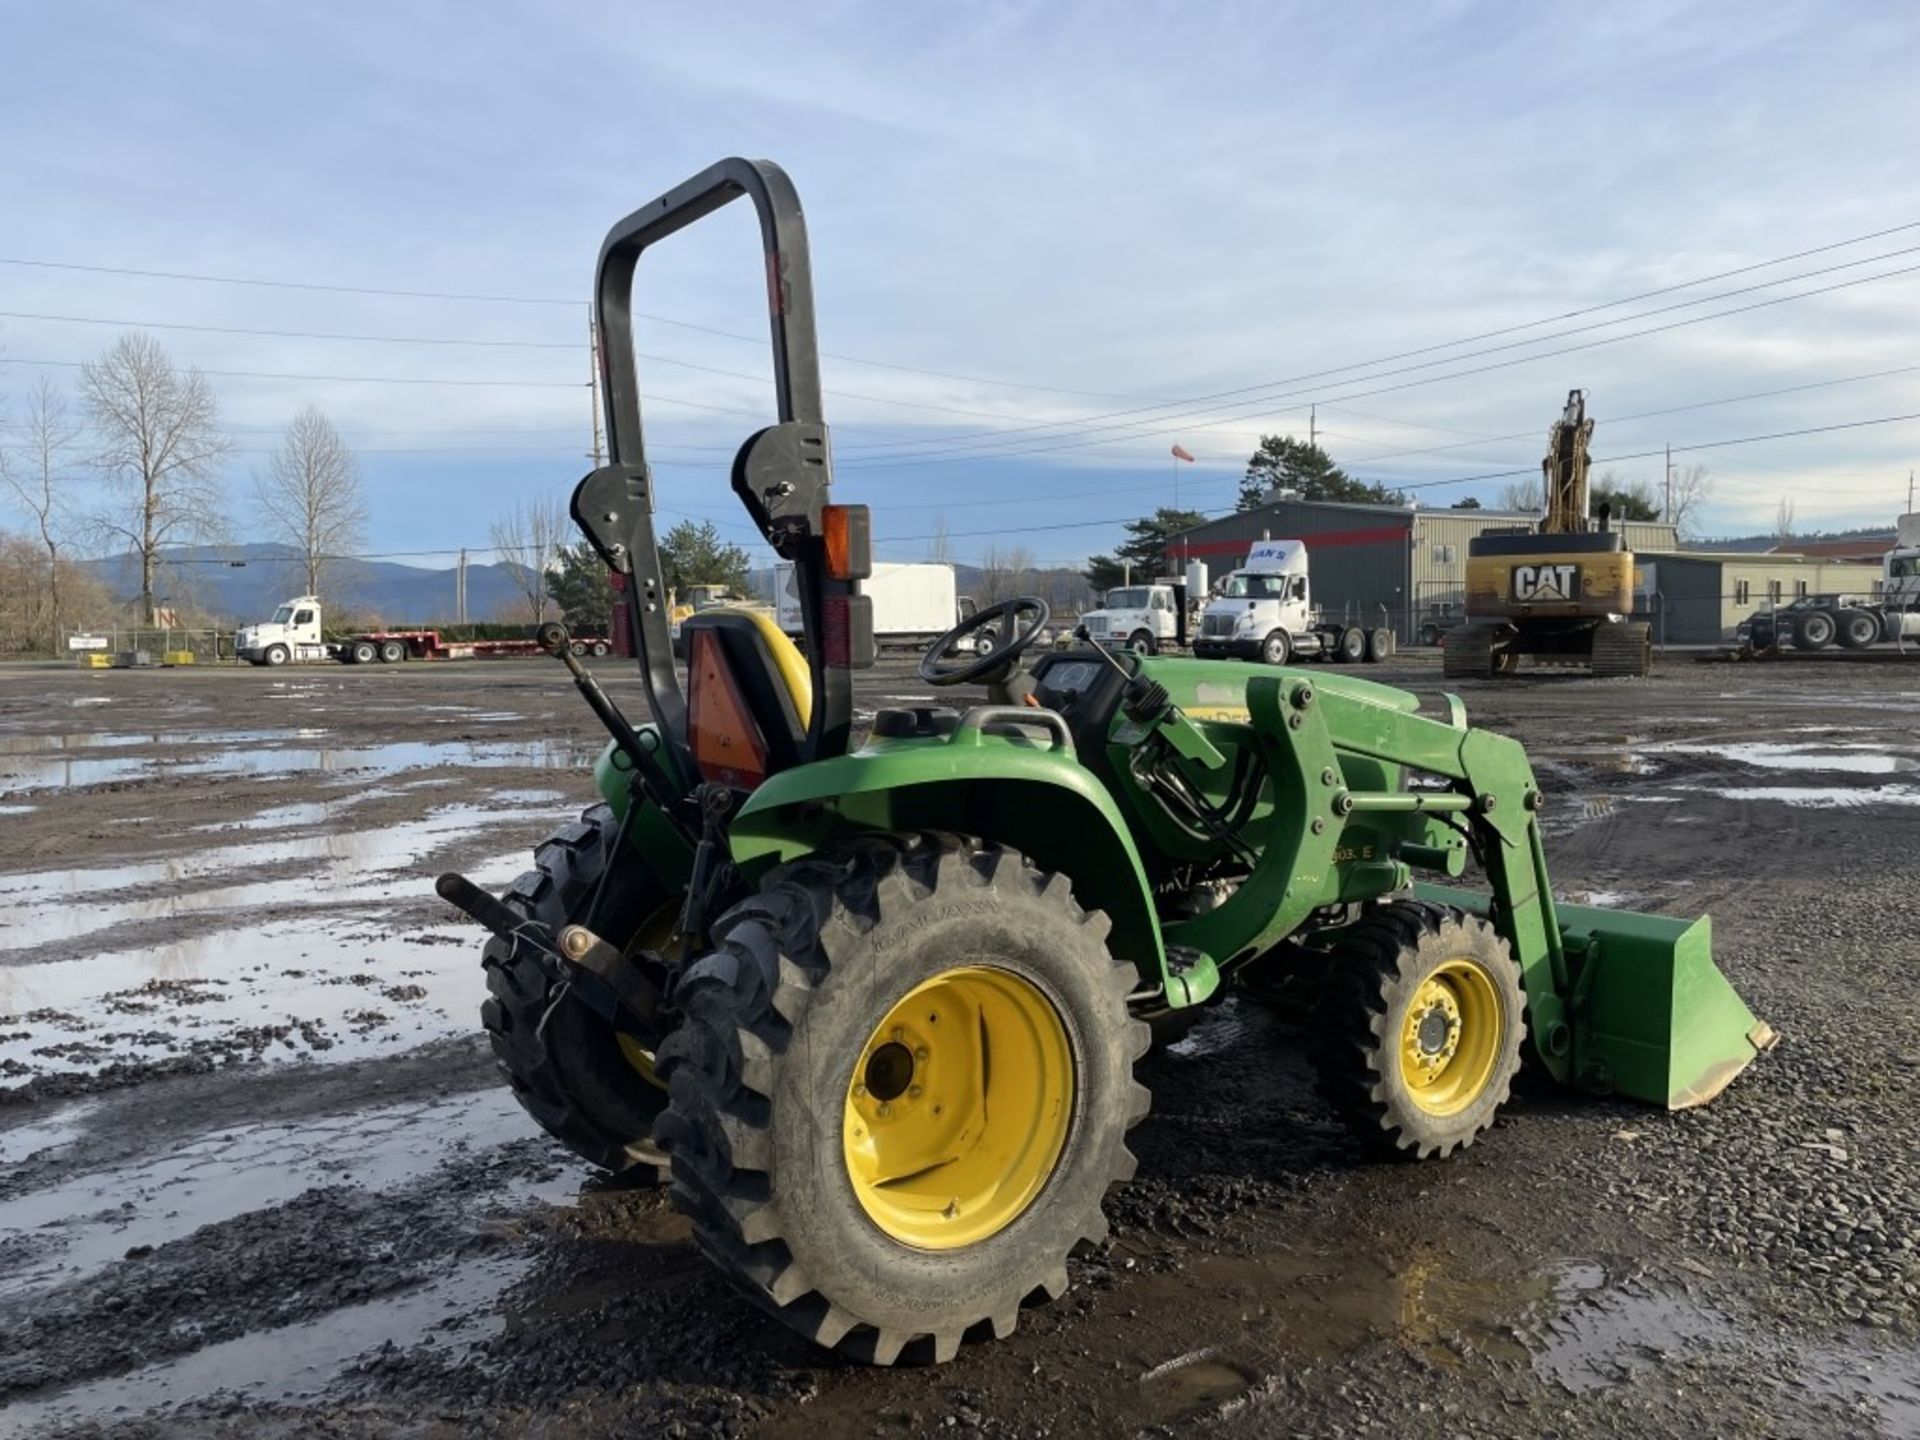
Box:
0;255;1165;402
839;258;1920;470
867;409;1920;542
832;231;1920;457
0;308;1113;424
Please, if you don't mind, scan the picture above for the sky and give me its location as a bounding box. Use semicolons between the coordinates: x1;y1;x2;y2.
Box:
3;0;1919;580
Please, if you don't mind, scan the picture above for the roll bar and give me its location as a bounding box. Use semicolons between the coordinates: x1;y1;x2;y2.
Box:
571;158;862;767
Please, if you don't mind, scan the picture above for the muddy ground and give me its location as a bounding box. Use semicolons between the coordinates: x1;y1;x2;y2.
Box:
2;652;1917;1438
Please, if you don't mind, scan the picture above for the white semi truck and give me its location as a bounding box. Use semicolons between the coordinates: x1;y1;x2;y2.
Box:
234;597;605;666
773;562;973;650
1735;513;1920;652
1193;540;1394;665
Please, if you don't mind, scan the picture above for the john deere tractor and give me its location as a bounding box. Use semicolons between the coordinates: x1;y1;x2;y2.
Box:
440;160;1771;1367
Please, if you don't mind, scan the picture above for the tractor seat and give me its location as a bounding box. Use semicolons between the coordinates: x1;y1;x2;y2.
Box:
682;609;813;789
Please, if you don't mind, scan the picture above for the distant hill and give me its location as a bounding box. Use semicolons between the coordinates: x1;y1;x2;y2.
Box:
1683;526;1897;554
81;544;529;625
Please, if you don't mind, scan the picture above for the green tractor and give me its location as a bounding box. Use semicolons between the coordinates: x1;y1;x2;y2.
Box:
439;159;1773;1367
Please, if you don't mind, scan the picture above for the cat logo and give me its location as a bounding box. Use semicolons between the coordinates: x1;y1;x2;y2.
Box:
1513;563;1578;601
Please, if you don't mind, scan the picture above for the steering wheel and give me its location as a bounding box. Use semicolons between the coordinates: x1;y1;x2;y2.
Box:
920;597;1051;686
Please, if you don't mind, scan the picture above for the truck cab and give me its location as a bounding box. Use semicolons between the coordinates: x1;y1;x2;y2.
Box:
236;596;329;666
1077;584;1184;654
1196;541;1320;663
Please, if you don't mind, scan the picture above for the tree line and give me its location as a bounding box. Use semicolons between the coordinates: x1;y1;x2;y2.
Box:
0;331;368;650
1083;432;1712;592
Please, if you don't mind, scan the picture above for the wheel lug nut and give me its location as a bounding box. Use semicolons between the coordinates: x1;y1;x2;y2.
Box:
915;1047;929;1061
853;1084;867;1097
909;1085;923;1099
891;1027;904;1041
878;1103;892;1118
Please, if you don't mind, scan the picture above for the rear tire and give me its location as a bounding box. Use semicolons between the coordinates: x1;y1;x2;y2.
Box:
379;639;406;663
1337;627;1367;663
1365;627;1395;663
1793;611;1836;651
481;804;676;1177
591;640;611;657
1419;625;1441;648
351;640;377;665
654;834;1149;1365
1838;610;1879;649
1311;901;1524;1160
1260;630;1291;665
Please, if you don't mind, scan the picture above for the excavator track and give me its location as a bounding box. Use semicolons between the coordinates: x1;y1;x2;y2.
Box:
1442;624;1505;680
1590;620;1651;678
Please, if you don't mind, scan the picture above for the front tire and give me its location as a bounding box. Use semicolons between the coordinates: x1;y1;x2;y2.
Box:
1310;901;1524;1160
264;644;290;667
1260;630;1291;665
481;805;676;1176
1126;629;1157;656
654;835;1149;1365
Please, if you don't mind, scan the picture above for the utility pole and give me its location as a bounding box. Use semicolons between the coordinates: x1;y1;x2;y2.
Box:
456;548;468;625
1908;469;1915;514
1309;405;1317;449
587;307;606;468
1665;444;1673;522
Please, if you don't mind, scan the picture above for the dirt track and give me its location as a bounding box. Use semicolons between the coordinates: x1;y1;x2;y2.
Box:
3;653;1918;1438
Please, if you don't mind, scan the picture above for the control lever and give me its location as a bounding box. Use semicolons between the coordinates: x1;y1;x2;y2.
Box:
1073;624;1171;724
535;622;692;841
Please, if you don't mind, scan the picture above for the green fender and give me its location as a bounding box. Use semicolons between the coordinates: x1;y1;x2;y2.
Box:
724;729;1172;997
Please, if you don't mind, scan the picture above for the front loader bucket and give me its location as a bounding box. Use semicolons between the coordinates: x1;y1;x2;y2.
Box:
1554;902;1774;1108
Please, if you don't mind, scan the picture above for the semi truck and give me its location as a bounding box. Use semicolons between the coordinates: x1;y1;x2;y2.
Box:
773;561;972;651
235;596;608;666
1193;540;1393;665
1735;513;1920;652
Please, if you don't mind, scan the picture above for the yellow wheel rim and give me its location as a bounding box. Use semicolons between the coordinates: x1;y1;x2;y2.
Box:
843;966;1074;1251
614;900;681;1091
1398;958;1502;1116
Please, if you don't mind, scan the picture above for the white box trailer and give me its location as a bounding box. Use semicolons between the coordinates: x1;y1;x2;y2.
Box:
775;562;964;649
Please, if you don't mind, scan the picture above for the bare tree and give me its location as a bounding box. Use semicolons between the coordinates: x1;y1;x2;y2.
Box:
1775;496;1796;546
490;495;570;623
927;513;952;566
1500;478;1543;513
81;333;230;623
2;375;83;647
1666;463;1712;541
256;406;366;597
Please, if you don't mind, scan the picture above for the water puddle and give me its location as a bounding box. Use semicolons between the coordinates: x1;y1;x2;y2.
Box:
1138;1349;1256;1424
0;801;567;948
0;738;598;795
0;908;519;1088
0;1253;532;1438
1674;783;1920;809
0;1087;559;1300
0;728;321;757
1120;1249;1920;1434
1649;741;1919;775
0;1099;99;1166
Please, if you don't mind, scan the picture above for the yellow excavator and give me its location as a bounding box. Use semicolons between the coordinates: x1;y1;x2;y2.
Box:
1445;390;1651;679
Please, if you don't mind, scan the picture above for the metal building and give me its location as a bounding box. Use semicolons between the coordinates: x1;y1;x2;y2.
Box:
1165;499;1678;640
1639;553;1881;643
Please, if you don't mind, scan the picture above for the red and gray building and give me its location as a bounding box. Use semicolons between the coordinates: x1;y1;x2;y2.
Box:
1164;498;1678;640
